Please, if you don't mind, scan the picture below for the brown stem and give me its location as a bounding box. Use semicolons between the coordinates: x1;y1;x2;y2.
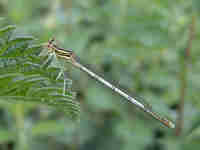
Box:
175;16;195;136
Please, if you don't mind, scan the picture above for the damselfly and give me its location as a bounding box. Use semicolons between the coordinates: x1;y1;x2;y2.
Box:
45;38;175;128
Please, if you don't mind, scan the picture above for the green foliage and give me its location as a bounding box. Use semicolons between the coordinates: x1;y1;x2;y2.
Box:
0;23;80;149
0;0;200;150
0;24;80;118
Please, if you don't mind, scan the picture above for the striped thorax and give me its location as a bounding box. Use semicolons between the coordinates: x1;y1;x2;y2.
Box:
47;38;75;62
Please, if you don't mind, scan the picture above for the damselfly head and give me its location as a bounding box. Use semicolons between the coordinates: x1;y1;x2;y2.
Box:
48;38;55;45
47;38;56;52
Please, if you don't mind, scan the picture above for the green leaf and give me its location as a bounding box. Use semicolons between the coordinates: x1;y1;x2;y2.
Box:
0;23;80;120
9;36;35;44
0;128;15;143
0;25;16;37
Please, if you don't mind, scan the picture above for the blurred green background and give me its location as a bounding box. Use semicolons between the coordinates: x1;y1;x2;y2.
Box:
0;0;200;149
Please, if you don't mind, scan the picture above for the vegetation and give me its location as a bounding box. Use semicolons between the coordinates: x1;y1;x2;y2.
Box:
0;0;199;150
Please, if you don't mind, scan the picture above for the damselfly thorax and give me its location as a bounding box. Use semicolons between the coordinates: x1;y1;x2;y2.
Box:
47;38;75;62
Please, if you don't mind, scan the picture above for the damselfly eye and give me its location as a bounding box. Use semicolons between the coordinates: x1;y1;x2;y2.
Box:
48;38;55;44
47;38;56;49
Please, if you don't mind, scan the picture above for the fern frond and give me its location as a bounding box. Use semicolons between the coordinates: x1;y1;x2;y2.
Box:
0;24;80;119
0;25;16;37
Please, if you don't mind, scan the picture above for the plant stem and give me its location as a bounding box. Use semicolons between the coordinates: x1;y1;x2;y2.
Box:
175;15;195;136
15;104;28;150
